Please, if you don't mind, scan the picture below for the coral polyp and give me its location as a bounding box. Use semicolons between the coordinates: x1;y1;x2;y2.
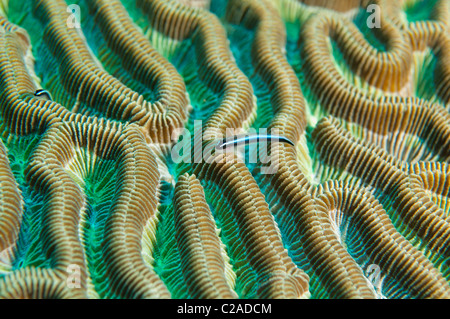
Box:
0;0;449;299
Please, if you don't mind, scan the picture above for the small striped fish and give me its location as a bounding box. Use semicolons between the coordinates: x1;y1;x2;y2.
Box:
215;134;295;150
34;89;52;101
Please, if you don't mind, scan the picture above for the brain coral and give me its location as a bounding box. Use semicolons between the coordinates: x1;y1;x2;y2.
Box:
0;0;449;299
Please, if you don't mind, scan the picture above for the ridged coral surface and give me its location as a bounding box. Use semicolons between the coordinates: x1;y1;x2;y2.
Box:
0;0;449;299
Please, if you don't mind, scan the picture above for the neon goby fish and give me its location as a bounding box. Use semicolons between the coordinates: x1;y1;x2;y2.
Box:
34;89;52;101
215;134;295;150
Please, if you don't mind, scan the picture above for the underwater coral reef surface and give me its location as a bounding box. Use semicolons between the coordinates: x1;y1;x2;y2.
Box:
0;0;449;299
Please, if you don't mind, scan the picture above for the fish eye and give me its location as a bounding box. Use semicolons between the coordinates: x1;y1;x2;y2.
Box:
215;138;227;150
